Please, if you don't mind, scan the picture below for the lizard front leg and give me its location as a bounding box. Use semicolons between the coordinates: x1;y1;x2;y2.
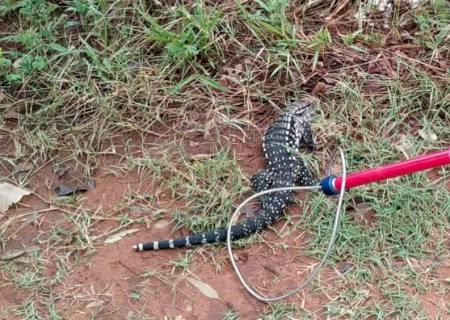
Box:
301;123;315;152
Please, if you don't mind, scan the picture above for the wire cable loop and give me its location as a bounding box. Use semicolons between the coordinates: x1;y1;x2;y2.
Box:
226;148;347;302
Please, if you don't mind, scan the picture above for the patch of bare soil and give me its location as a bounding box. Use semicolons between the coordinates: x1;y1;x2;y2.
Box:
49;129;333;319
57;219;335;319
1;130;449;319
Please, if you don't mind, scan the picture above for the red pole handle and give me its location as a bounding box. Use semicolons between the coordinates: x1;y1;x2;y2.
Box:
321;148;450;195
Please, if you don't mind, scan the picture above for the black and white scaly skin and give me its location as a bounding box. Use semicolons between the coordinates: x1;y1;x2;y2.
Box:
134;99;316;251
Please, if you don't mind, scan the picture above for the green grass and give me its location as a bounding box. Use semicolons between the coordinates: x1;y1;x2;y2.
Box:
0;0;449;319
141;3;223;74
259;302;297;320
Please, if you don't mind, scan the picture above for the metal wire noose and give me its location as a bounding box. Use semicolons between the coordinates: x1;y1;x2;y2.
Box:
226;148;347;302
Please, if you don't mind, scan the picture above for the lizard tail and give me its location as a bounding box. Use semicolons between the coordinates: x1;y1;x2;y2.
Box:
133;213;273;251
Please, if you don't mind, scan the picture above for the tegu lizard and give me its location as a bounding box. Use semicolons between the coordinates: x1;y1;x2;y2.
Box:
134;98;316;251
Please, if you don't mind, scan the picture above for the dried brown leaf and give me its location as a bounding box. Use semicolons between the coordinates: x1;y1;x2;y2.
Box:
154;220;170;229
0;183;31;213
104;228;140;244
187;277;219;300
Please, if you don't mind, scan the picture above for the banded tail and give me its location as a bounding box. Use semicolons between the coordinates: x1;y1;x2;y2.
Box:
133;205;284;251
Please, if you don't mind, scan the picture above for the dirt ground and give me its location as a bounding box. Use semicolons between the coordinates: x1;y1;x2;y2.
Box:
1;1;449;319
1;128;449;319
0;131;310;319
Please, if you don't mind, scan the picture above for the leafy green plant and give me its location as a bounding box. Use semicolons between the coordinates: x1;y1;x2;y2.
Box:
240;0;295;41
0;48;20;84
19;54;47;74
305;27;332;70
1;29;44;50
18;0;58;24
142;3;222;72
0;48;12;69
413;0;450;53
65;0;110;46
239;0;301;78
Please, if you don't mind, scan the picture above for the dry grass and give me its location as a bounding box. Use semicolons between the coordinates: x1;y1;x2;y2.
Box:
0;0;449;319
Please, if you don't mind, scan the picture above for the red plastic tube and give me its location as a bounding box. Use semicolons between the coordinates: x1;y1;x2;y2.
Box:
333;148;450;192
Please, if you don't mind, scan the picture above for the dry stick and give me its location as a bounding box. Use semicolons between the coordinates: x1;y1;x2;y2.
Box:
384;49;446;73
325;0;351;23
0;207;61;235
31;188;128;222
1;187;128;241
117;260;139;276
20;157;54;188
90;220;135;241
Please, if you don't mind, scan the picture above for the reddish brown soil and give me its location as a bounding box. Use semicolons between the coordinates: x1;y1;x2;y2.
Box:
1;130;449;319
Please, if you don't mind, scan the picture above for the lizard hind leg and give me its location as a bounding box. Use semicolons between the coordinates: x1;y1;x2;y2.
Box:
250;169;273;204
295;162;317;186
251;169;273;192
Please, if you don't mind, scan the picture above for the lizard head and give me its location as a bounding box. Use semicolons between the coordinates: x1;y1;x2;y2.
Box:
285;96;318;121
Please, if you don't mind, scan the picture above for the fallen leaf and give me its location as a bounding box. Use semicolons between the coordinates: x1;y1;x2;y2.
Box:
0;246;39;261
154;220;170;229
54;179;96;196
406;257;434;272
188;140;200;148
4;110;21;120
129;205;145;215
12;58;22;69
104;228;140;244
187;277;219;300
0;183;31;213
17;162;33;172
339;263;353;274
189;154;214;160
395;134;413;153
322;76;337;84
312;81;332;95
354;202;372;215
54;184;86;196
242;205;257;217
408;0;423;9
86;300;104;309
85;300;105;316
418;129;437;142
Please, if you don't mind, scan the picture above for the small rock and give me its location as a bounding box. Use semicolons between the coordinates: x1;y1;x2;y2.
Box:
185;305;193;312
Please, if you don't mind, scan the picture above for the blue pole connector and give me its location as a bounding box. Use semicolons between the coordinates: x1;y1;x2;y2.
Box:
320;176;338;195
